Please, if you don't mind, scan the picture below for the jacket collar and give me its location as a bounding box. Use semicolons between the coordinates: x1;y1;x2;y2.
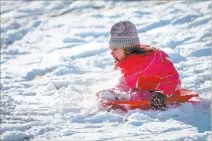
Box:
116;54;142;71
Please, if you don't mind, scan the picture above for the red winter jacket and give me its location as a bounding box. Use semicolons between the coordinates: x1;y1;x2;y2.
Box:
116;49;181;97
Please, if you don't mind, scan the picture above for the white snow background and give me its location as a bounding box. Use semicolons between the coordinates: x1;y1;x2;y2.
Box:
1;1;211;141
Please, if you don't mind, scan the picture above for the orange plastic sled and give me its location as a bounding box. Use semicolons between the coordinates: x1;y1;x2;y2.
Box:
101;89;200;110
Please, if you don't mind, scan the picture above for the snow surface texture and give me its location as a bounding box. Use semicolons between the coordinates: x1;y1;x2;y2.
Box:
1;1;211;141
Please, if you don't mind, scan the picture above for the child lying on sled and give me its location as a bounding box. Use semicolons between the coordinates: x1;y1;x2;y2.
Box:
96;20;199;111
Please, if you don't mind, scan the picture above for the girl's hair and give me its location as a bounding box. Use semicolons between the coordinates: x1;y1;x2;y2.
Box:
124;45;155;56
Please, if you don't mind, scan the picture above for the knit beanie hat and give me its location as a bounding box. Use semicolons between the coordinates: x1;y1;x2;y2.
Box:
109;21;140;49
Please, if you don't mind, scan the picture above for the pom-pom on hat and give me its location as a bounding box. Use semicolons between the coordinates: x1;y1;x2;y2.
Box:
109;21;140;49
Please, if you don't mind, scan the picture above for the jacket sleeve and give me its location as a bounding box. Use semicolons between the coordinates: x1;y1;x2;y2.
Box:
136;75;161;91
111;76;131;92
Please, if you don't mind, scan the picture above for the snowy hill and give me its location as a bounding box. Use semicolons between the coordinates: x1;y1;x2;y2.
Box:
1;1;211;141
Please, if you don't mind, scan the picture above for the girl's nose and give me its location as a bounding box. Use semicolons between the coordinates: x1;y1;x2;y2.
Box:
111;50;114;56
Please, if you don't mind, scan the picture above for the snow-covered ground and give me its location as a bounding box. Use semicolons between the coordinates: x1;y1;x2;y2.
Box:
1;1;211;141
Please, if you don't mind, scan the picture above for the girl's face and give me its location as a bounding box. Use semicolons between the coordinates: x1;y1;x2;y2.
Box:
110;48;126;62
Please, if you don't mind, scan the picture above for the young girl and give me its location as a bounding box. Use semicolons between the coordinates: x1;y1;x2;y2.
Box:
97;20;193;110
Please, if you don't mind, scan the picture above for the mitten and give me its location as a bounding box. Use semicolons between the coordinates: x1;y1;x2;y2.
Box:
150;92;167;110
